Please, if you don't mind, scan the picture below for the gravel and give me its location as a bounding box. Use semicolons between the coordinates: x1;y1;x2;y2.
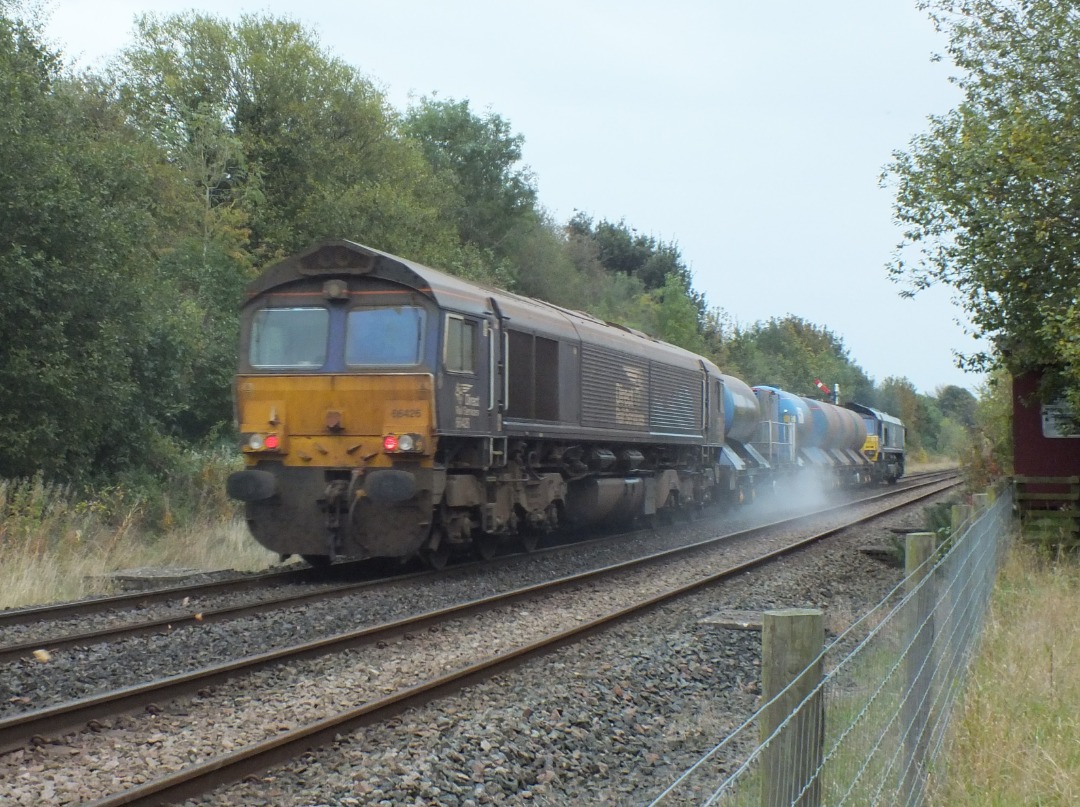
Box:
0;481;957;805
186;494;936;807
0;481;923;718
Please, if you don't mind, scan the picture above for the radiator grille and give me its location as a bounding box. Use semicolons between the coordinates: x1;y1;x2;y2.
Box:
581;345;648;430
649;363;702;433
580;345;701;434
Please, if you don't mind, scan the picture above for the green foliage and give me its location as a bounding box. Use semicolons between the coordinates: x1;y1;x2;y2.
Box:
114;11;459;264
108;439;243;532
962;367;1014;487
558;213;711;353
652;274;709;354
152;239;252;440
508;220;587;308
725;316;875;399
403;96;538;257
568;212;700;297
936;384;978;428
0;11;198;481
699;307;743;378
924;498;959;540
887;1;1080;416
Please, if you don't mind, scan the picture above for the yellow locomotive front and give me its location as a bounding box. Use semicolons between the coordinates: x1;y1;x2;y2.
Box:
226;244;441;564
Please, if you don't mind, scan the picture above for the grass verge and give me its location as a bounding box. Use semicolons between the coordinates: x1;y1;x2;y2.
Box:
927;540;1080;805
0;460;278;610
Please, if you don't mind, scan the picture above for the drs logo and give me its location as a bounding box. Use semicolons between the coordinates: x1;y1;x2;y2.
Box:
454;382;481;429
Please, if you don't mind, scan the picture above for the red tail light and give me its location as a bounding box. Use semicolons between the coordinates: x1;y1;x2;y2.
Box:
383;433;424;453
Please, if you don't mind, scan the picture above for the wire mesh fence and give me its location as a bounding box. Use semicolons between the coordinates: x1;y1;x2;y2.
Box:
651;488;1013;807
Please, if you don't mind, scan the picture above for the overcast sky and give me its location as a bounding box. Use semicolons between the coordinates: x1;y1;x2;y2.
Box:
41;0;986;395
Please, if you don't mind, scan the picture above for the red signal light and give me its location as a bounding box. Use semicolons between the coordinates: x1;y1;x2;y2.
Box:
264;434;279;450
383;434;399;452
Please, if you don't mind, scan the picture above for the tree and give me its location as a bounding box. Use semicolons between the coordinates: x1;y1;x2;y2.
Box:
509;218;586;308
876;377;925;452
650;274;709;354
403;97;538;256
726;316;875;401
935;384;978;429
114;12;458;264
965;367;1013;485
886;1;1080;416
0;8;196;480
570;213;698;294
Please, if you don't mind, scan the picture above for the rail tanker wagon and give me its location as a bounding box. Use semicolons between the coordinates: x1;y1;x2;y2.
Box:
799;396;872;484
716;374;769;502
227;239;730;567
751;386;809;471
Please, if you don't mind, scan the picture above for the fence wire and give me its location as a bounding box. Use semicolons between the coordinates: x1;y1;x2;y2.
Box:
650;488;1013;807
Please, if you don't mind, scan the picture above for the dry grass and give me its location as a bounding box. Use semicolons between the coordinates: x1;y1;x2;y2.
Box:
0;474;277;609
927;541;1080;806
907;457;961;474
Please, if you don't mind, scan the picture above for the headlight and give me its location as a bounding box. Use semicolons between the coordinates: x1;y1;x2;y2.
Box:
383;433;423;453
244;433;281;452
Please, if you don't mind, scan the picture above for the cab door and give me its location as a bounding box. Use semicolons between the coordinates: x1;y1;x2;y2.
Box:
441;312;491;435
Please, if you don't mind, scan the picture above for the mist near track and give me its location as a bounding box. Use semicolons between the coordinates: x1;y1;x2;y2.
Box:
731;468;839;524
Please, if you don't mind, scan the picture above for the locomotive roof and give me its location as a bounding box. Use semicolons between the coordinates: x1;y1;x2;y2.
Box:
845;401;904;427
249;238;720;373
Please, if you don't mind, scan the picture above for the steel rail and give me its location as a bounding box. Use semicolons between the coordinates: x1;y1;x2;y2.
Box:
2;475;956;767
0;565;331;628
0;467;951;635
0;468;954;655
0;569;435;664
79;475;959;807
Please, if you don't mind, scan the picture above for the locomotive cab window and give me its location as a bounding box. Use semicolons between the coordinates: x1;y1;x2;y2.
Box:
249;307;329;368
346;306;425;366
444;315;476;374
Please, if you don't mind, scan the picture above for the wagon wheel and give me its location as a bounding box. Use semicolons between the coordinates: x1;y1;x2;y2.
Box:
301;554;332;569
520;532;540;554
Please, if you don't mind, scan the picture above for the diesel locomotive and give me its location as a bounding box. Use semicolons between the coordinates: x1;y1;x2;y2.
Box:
226;239;904;567
844;402;906;483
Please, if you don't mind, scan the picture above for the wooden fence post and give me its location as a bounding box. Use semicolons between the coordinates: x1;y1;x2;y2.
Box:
761;608;825;807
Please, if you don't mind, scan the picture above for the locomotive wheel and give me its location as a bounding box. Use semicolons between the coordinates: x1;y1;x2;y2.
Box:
520;532;540;553
301;554;332;568
421;543;451;571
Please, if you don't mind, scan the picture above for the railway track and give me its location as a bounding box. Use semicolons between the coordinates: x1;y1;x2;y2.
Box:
0;471;959;805
0;469;954;666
